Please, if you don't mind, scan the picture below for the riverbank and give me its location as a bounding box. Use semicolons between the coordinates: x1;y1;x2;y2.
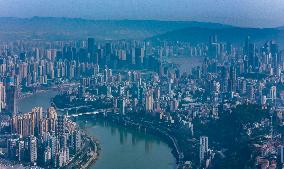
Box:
61;119;101;169
74;113;184;169
18;89;52;100
105;115;183;169
17;82;79;101
79;128;102;169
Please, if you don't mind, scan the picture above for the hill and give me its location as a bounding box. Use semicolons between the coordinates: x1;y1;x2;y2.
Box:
0;17;230;41
151;26;284;45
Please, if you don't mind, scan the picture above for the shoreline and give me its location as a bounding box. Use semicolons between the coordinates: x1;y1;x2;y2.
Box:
60;114;101;169
20;88;182;169
16;88;101;169
74;114;183;169
104;116;183;169
60;120;101;169
79;127;102;169
18;89;51;101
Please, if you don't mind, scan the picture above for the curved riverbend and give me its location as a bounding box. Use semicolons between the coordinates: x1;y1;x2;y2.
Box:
17;91;176;169
80;120;176;169
17;90;59;112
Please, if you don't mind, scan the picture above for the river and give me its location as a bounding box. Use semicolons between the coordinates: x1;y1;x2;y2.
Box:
16;91;176;169
17;91;59;112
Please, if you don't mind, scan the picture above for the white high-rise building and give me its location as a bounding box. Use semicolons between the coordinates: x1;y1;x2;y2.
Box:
119;98;126;115
0;82;6;112
200;136;209;164
29;136;37;164
270;86;277;100
74;130;81;152
44;146;52;164
279;146;284;164
145;91;153;112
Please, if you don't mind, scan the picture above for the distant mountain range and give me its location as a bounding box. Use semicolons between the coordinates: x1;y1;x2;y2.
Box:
0;17;230;41
0;17;283;46
151;27;284;45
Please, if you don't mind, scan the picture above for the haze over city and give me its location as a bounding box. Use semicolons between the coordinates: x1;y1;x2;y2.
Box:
1;1;284;169
0;0;284;27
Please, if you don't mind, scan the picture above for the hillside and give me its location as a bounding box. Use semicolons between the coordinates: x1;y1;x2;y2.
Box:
151;26;284;45
0;17;230;41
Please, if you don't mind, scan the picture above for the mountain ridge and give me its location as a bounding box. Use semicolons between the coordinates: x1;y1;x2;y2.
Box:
0;16;235;41
151;26;284;46
0;16;283;43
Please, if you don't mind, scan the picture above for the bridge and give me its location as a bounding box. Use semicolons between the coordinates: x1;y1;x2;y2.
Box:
67;111;99;117
66;108;115;117
56;105;92;112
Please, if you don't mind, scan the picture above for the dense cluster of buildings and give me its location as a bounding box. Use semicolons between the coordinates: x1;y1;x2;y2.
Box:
7;107;82;167
0;35;284;168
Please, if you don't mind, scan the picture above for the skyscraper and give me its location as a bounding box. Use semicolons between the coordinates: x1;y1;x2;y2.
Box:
135;47;145;67
74;130;81;152
244;36;250;56
0;82;6;112
248;43;256;69
29;136;37;164
87;38;95;54
32;107;43;136
7;138;18;159
200;136;209;164
270;86;277;101
6;85;17;116
279;146;284;164
18;140;25;162
145;91;154;112
118;98;126;115
57;115;66;136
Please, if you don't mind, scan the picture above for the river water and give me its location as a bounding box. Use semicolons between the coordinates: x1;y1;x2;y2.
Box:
17;91;59;112
16;91;176;169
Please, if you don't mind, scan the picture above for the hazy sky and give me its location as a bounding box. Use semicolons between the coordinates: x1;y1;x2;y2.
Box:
0;0;284;27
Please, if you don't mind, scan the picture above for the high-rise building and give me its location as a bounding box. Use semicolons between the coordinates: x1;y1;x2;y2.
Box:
74;130;81;152
29;136;37;164
200;136;209;164
7;138;18;160
6;85;17;116
87;38;95;54
118;98;126;115
279;146;284;164
18;140;25;161
248;43;256;69
44;146;52;165
57;115;66;136
22;113;34;137
270;86;277;101
0;82;6;112
47;107;57;133
32;107;43;136
145;90;154;112
49;133;58;165
244;36;250;56
135;47;145;66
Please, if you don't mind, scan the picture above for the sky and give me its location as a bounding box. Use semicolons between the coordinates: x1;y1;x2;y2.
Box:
0;0;284;27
